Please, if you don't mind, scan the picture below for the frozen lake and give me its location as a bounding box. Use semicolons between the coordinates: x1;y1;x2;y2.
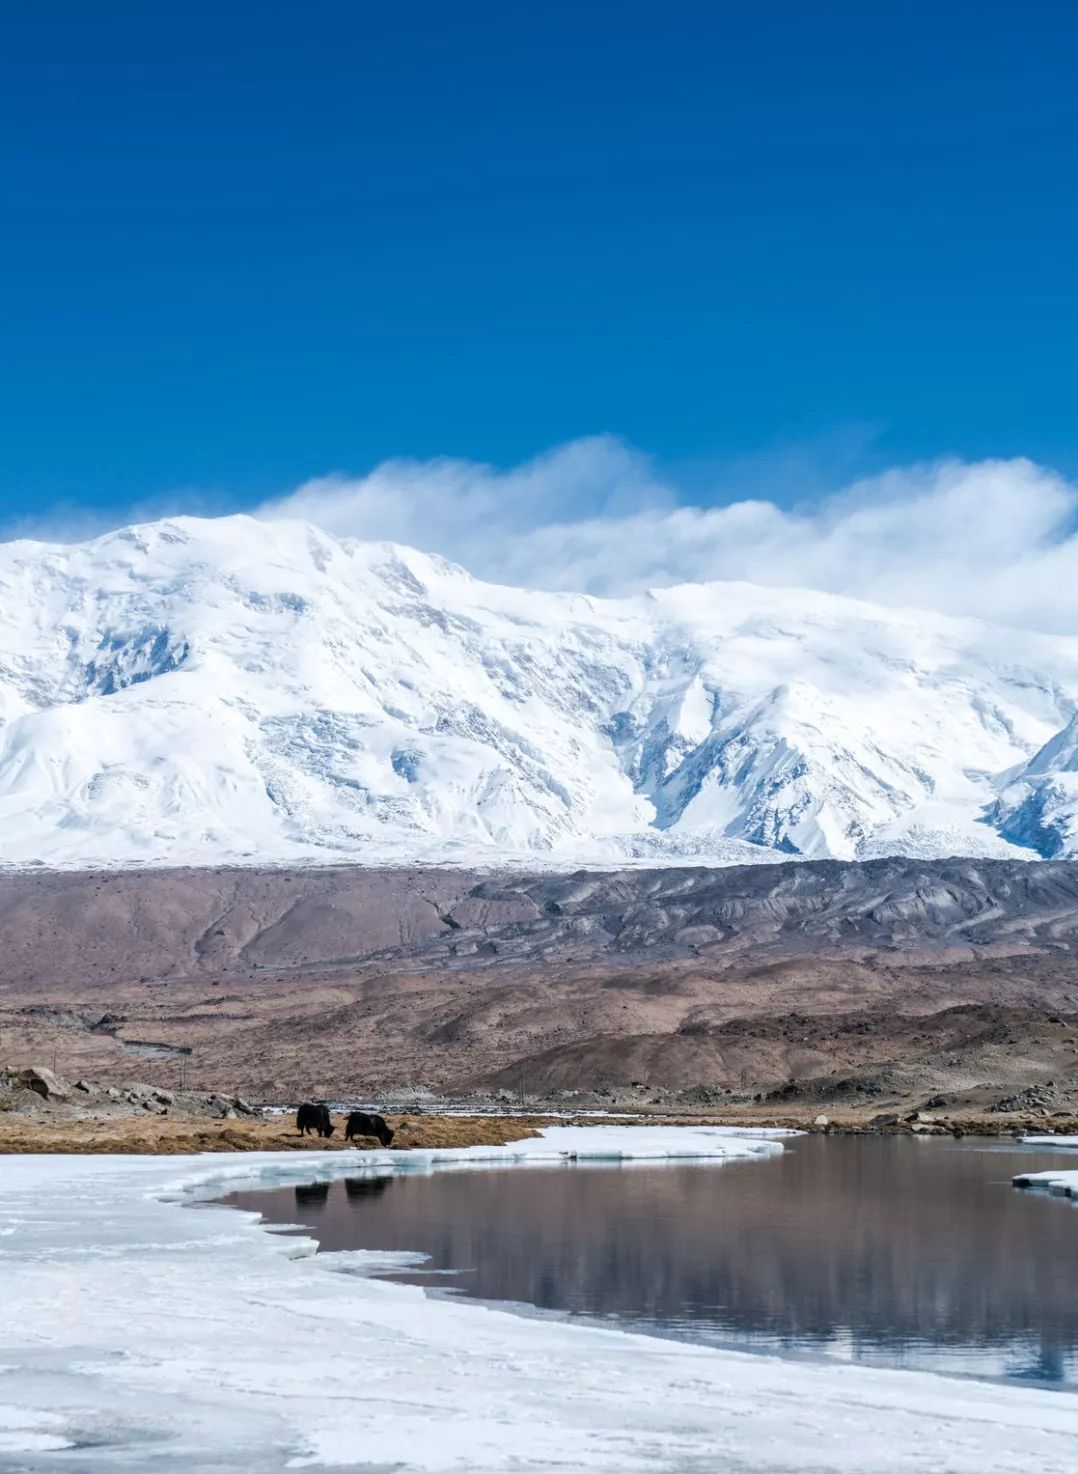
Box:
6;1129;1078;1471
223;1134;1078;1387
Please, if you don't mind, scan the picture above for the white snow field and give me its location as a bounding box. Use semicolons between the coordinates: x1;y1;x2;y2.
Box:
4;513;1078;867
3;1128;1078;1474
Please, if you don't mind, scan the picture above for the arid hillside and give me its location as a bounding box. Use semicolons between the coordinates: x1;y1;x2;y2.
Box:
2;859;1078;1109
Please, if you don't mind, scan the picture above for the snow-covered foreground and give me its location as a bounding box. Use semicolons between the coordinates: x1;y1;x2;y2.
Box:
3;1126;1078;1474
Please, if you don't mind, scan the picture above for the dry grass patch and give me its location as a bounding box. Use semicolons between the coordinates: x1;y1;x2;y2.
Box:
0;1112;551;1156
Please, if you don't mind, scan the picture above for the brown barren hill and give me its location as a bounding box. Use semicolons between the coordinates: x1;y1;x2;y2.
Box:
2;858;1078;1111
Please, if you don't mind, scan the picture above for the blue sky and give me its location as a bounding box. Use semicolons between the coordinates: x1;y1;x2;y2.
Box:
2;0;1077;530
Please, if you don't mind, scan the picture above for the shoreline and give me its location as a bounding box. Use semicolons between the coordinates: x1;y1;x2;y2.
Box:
3;1103;1078;1154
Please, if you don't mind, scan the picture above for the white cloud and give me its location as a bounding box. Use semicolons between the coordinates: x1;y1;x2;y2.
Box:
258;435;671;552
259;437;1078;633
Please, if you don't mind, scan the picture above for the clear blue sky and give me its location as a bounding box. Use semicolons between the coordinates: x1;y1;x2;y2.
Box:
2;0;1077;523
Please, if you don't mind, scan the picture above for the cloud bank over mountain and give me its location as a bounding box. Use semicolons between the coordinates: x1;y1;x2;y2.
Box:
259;440;1078;633
7;439;1077;635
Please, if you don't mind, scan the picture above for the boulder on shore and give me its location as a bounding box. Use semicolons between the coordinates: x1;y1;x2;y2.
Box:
17;1066;71;1100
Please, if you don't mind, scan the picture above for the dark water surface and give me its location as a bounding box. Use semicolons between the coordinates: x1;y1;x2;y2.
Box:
221;1136;1078;1386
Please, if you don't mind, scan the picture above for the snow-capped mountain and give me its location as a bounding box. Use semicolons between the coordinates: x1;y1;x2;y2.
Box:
2;513;1078;868
992;714;1078;858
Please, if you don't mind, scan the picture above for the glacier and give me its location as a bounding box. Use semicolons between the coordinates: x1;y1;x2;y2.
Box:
2;512;1078;867
4;1129;1078;1472
993;713;1078;858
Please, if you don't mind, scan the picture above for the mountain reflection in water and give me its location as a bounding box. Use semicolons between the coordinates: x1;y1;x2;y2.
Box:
222;1137;1078;1386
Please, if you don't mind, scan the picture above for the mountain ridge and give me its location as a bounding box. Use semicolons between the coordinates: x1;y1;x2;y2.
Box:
1;512;1077;867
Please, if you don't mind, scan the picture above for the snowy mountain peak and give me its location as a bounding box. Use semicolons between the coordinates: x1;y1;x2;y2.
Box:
2;513;1078;868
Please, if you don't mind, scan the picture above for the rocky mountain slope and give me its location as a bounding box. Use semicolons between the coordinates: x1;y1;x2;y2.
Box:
4;856;1078;989
3;860;1078;1105
3;514;1078;866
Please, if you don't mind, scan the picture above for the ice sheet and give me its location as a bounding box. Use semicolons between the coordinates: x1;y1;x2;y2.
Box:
1013;1137;1078;1197
3;1126;1077;1473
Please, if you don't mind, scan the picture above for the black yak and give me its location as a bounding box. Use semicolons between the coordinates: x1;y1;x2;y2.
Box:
344;1110;395;1148
296;1102;335;1137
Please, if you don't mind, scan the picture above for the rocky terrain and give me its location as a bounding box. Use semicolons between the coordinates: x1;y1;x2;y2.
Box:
2;1062;1075;1152
0;1065;564;1154
3;858;1078;1116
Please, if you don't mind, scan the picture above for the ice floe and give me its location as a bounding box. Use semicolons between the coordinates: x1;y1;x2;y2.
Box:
1014;1137;1078;1197
2;1126;1077;1472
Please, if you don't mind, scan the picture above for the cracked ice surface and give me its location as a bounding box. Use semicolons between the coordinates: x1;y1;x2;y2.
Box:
2;1126;1078;1473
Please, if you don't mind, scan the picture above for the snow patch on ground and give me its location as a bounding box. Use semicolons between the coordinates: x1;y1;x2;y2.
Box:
3;1127;1078;1472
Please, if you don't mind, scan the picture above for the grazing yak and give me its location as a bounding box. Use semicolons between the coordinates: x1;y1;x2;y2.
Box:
296;1102;335;1137
344;1110;395;1148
